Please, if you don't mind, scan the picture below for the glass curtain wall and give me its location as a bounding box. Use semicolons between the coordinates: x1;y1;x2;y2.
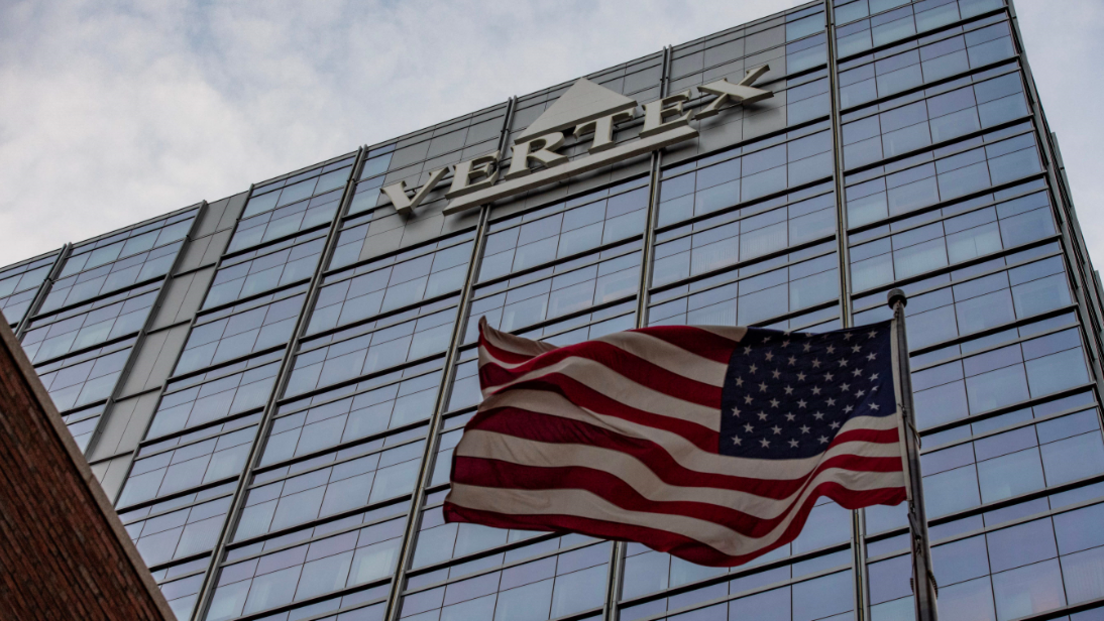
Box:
1;1;1101;620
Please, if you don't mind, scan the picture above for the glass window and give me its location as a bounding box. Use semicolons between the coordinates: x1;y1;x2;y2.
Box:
119;484;235;568
175;288;305;375
0;252;58;326
235;437;424;540
204;232;327;309
42;210;195;313
846;127;1040;228
650;247;839;329
853;248;1072;352
467;244;641;343
653;187;836;288
147;352;282;439
481;179;650;281
35;337;136;413
314;234;474;333
262;367;442;467
839;20;1017;109
117;423;258;508
228;185;344;254
286;301;457;397
400;540;611;621
206;515;404;621
658;129;834;227
21;282;160;363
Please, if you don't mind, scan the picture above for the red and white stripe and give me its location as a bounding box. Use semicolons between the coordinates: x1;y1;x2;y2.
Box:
443;318;907;567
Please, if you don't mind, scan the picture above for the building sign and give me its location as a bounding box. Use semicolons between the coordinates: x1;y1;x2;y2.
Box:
382;66;773;216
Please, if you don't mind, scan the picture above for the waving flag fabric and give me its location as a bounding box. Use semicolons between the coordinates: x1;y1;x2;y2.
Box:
443;318;908;567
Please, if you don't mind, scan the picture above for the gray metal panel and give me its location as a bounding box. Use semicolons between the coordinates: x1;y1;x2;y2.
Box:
192;197;231;239
88;391;160;462
89;453;134;506
175;230;231;273
217;192;249;232
149;267;216;331
117;324;190;397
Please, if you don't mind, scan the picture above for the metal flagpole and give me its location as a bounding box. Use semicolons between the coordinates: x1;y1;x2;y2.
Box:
887;288;939;621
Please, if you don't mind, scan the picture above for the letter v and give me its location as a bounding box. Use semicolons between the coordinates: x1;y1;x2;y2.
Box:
381;166;450;215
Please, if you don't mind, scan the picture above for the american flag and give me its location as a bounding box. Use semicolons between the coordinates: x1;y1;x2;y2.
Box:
443;318;908;566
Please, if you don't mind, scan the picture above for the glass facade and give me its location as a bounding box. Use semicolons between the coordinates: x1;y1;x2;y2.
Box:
3;1;1103;621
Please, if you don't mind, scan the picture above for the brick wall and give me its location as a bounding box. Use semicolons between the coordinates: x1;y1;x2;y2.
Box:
0;318;173;621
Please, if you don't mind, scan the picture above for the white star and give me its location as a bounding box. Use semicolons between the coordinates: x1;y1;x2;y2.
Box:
855;389;866;398
734;376;744;387
872;385;880;391
758;411;768;421
796;372;807;381
814;411;825;420
824;372;834;381
789;439;799;448
844;332;853;340
830;421;842;429
744;395;754;405
868;330;878;339
759;382;768;392
819;436;829;444
870;372;880;381
788;356;797;366
763;336;772;343
785;412;796;421
800;425;811;434
843;405;853;414
826;345;836;354
867;352;877;361
869;403;880;411
841;383;850;392
731;407;741;417
743;346;752;355
782;340;791;348
812;386;822;395
852;344;862;353
761;438;771;448
770;398;780;408
784;385;794;395
732;435;742;445
803;343;812;352
853;368;864;377
765;351;774;361
744;423;754;433
826;398;836;406
772;425;782;435
797;399;808;409
812;359;822;368
771;369;782;379
749;364;758;373
839;359;849;367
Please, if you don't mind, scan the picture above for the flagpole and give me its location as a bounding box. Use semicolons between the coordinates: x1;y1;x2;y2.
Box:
887;289;939;621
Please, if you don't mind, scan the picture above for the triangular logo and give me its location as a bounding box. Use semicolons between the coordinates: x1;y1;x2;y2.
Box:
515;78;638;142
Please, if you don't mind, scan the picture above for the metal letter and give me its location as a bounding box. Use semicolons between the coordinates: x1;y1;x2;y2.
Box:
693;65;773;120
381;166;450;216
640;90;693;138
504;132;568;180
447;152;500;199
574;109;636;153
444;124;698;215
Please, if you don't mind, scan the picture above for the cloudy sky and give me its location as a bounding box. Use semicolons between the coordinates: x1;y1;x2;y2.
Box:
1;0;1101;268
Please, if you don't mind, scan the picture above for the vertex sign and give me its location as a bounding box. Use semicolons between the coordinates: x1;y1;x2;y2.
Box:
382;66;773;216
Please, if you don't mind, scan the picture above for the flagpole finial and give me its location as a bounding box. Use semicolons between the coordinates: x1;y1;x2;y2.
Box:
887;288;908;310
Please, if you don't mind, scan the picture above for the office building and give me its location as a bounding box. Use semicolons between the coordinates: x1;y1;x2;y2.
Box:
3;1;1103;620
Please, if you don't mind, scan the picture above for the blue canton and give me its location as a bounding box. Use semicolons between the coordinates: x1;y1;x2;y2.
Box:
719;321;896;460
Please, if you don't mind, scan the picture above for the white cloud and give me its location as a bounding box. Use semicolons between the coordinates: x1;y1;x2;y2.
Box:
1;0;1101;271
